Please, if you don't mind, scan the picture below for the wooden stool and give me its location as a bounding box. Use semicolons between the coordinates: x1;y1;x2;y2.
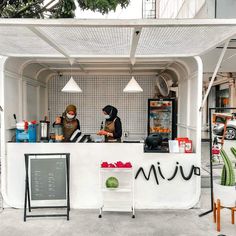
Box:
213;199;236;232
232;207;236;224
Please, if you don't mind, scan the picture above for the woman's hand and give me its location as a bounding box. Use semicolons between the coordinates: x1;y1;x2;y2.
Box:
55;117;61;124
97;130;108;136
107;132;113;137
97;130;114;137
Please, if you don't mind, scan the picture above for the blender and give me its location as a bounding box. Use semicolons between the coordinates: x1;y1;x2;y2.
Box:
39;118;50;142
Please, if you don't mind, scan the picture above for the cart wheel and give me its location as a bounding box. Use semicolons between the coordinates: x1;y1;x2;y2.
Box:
132;215;135;218
98;214;102;218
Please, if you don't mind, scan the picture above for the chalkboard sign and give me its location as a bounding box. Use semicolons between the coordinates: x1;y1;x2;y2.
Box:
24;153;70;221
30;158;66;200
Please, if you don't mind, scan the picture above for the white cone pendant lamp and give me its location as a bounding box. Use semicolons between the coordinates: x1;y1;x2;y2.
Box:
61;76;82;93
123;76;143;93
61;59;82;93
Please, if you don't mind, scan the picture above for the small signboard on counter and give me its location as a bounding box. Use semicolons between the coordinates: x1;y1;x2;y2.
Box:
174;137;193;153
168;140;179;153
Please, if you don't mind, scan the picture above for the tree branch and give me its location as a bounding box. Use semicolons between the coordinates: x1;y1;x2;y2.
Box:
41;0;57;12
0;0;8;9
47;2;60;11
15;0;44;17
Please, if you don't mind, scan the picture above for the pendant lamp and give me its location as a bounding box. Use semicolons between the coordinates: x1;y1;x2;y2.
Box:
61;59;82;93
61;76;82;93
123;76;143;93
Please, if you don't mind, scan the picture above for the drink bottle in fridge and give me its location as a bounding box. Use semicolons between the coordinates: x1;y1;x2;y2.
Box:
147;98;177;142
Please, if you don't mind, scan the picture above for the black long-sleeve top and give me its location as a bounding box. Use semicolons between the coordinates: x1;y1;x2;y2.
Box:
110;117;122;139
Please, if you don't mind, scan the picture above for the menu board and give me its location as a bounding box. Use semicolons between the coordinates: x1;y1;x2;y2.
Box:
30;158;66;200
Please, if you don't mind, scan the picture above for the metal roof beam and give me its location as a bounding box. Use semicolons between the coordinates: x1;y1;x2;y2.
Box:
130;27;142;65
2;19;236;27
200;39;230;111
27;26;85;72
222;52;236;64
199;32;236;56
27;26;70;58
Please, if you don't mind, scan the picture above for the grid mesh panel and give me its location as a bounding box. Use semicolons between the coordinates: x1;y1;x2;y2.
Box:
38;26;132;55
137;26;236;55
0;26;61;55
48;75;156;136
1;24;236;57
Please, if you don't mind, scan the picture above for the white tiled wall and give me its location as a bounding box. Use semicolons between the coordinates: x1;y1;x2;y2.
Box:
48;75;157;136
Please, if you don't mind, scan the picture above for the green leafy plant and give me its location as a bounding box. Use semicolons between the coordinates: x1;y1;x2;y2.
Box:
0;0;130;18
220;149;235;186
78;0;130;15
230;147;236;159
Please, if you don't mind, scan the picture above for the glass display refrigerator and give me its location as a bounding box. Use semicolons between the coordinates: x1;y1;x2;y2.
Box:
147;98;177;142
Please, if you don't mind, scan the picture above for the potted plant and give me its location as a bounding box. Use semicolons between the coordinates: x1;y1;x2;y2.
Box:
213;149;236;207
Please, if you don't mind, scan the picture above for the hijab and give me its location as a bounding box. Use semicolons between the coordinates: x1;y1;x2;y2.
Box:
102;105;118;121
62;104;77;121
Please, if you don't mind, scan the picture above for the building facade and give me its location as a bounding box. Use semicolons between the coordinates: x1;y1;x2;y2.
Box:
143;0;236;21
143;0;236;129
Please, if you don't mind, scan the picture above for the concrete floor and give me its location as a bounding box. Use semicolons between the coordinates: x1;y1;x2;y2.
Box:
0;189;235;236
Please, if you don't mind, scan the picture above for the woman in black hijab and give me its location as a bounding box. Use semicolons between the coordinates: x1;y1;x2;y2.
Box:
98;105;122;142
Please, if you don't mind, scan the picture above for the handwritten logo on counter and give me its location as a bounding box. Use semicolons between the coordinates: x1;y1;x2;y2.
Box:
135;162;200;185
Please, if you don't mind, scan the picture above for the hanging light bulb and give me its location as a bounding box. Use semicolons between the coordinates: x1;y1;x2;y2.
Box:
61;59;82;93
123;76;143;93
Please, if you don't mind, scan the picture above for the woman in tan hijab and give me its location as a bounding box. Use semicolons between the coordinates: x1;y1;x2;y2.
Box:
54;104;81;142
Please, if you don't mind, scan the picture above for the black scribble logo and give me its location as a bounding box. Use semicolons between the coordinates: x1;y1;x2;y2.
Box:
135;162;200;185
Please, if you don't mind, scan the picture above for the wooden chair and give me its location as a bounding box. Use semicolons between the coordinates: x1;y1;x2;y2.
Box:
213;199;236;232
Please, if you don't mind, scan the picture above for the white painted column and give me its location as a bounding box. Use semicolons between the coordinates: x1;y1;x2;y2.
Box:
37;86;40;121
202;87;208;131
0;56;7;158
229;79;236;107
22;81;27;120
0;56;15;207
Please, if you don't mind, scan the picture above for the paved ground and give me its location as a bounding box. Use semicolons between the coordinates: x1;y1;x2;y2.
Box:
0;188;235;236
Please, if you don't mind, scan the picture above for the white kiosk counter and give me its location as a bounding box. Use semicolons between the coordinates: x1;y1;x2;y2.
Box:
4;143;200;209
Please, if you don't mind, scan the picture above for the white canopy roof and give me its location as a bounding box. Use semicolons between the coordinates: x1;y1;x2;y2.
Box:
1;19;236;60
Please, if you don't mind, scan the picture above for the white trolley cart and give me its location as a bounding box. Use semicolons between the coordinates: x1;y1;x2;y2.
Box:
99;165;135;218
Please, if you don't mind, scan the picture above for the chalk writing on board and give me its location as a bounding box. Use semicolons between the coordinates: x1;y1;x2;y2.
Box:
30;158;66;200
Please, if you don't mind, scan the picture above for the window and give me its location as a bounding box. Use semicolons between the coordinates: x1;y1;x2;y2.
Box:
143;0;156;19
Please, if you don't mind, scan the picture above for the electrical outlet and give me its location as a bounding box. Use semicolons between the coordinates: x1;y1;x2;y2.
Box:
124;131;129;137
